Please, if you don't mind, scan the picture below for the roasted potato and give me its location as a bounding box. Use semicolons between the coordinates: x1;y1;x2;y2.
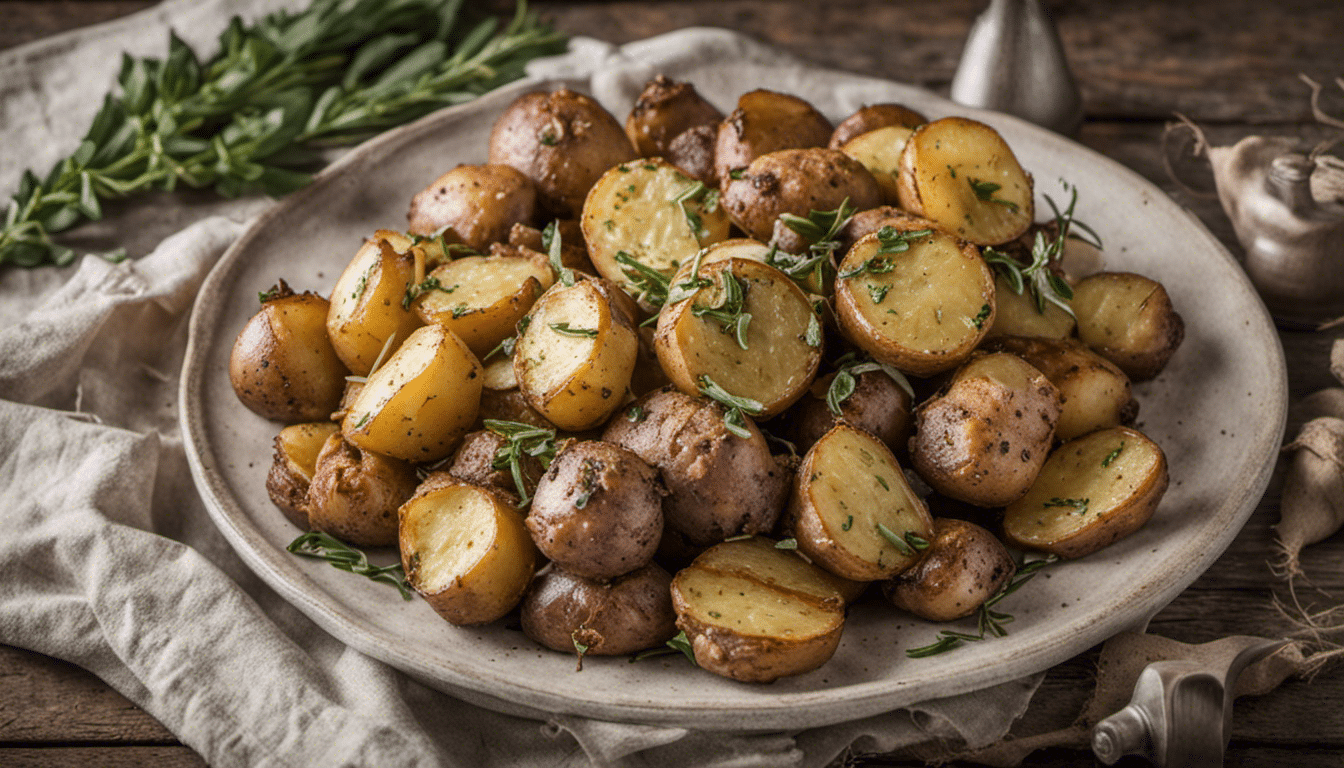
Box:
508;220;595;274
230;282;349;422
341;323;482;462
526;440;664;581
665;124;719;186
839;126;918;204
788;365;914;455
881;518;1015;621
488;88;637;217
654;257;823;418
601;387;789;553
829;103;927;149
985;272;1077;340
406;163;537;249
987;336;1138;442
910;352;1061;507
835;206;937;258
1003;426;1169;558
714;89;833;185
326;231;426;376
410;251;554;358
834;225;995;376
1070;272;1185;381
789;422;934;581
447;428;547;502
513;278;639;431
521;562;677;656
721;147;882;254
400;474;537;625
671;536;847;683
897;117;1034;246
266;422;341;528
306;432;419;547
624;75;724;157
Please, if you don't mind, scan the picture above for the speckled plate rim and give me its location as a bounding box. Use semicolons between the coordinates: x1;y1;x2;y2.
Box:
181;34;1287;732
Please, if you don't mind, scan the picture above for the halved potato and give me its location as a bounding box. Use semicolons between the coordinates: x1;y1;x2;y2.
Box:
881;518;1015;621
1070;272;1185;382
513;279;639;431
326;231;426;375
834;225;995;376
789;422;934;581
654;257;822;418
266;422;341;528
671;537;846;683
840;125;917;203
829;103;927;149
897;117;1034;246
987;336;1138;442
411;252;554;358
341;324;482;462
581;158;731;301
306;432;418;547
1003;426;1169;559
910;352;1061;507
985;272;1077;340
230;283;349;422
399;474;537;625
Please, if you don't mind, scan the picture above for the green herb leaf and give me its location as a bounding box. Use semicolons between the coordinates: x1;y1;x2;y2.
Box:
968;177;1019;212
485;419;558;505
1102;442;1125;467
548;322;598;338
691;269;752;350
287;531;413;600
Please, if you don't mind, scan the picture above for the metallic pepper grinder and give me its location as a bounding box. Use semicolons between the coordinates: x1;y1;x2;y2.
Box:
950;0;1084;135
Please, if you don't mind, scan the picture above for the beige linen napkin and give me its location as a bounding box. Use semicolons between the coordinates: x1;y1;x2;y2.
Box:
0;3;1042;766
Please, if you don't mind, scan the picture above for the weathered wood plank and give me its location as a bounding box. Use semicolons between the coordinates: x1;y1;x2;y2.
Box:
0;746;206;767
0;1;157;51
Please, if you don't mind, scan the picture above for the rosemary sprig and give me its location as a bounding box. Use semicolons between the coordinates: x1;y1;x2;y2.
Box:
968;177;1019;212
614;250;671;309
631;630;697;664
672;181;719;238
982;181;1100;318
771;197;857;293
287;531;413;600
824;352;915;416
543;220;575;287
484;418;558;505
905;554;1059;657
691;269;752;350
697;374;765;439
1;0;568;268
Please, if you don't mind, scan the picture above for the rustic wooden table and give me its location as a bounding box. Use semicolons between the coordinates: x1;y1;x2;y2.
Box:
2;1;1342;766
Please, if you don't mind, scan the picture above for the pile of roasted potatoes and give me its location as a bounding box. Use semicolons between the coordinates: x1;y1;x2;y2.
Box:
229;76;1183;683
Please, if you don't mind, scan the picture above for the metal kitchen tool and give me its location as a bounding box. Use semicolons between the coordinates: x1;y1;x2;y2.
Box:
1091;637;1288;767
950;0;1084;135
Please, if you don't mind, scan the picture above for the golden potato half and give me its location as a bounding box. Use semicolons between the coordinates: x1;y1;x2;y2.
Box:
400;475;537;626
985;272;1076;340
326;232;425;376
266;422;340;528
840;126;916;204
341;324;482;462
655;257;822;418
897;117;1034;246
412;252;553;358
1003;426;1169;559
988;336;1137;442
834;226;995;376
1071;271;1185;382
790;423;934;581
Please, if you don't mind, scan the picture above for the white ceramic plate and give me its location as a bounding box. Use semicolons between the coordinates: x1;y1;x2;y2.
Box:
181;47;1286;731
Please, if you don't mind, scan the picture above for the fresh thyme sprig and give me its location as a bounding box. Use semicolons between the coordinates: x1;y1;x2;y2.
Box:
697;374;765;439
824;351;915;416
631;630;697;664
981;181;1101;318
287;531;413;600
484;418;558;505
905;554;1059;657
1;0;567;268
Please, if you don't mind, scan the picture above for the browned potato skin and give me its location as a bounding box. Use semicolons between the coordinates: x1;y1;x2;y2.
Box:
835;206;936;257
881;518;1015;621
526;440;664;581
407;164;537;250
602;387;789;553
447;429;546;502
910;354;1061;507
624;75;724;157
1071;272;1185;382
477;387;557;430
665;124;719;186
229;283;348;422
713;89;833;186
305;432;418;547
488;88;637;218
828;104;927;149
521;563;677;655
986;335;1139;441
721;148;883;252
789;370;913;454
266;422;341;528
507;221;595;274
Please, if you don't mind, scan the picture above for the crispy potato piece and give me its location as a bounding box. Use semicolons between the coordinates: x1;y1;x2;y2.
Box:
655;257;822;418
624;75;724;157
840;126;917;204
526;440;663;581
400;474;537;625
266;422;341;528
521;563;677;656
581;158;731;302
910;352;1061;507
326;232;426;376
897;117;1034;246
714;89;833;185
789;368;913;455
514;279;639;431
488;88;637;217
834;226;995;376
789;423;934;581
341;324;482;462
411;252;554;358
1003;426;1169;558
721;147;882;254
406;163;537;249
881;518;1015;621
829;103;927;149
230;282;349;422
1071;272;1185;381
988;336;1138;442
985;272;1077;340
306;432;418;547
671;537;846;682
